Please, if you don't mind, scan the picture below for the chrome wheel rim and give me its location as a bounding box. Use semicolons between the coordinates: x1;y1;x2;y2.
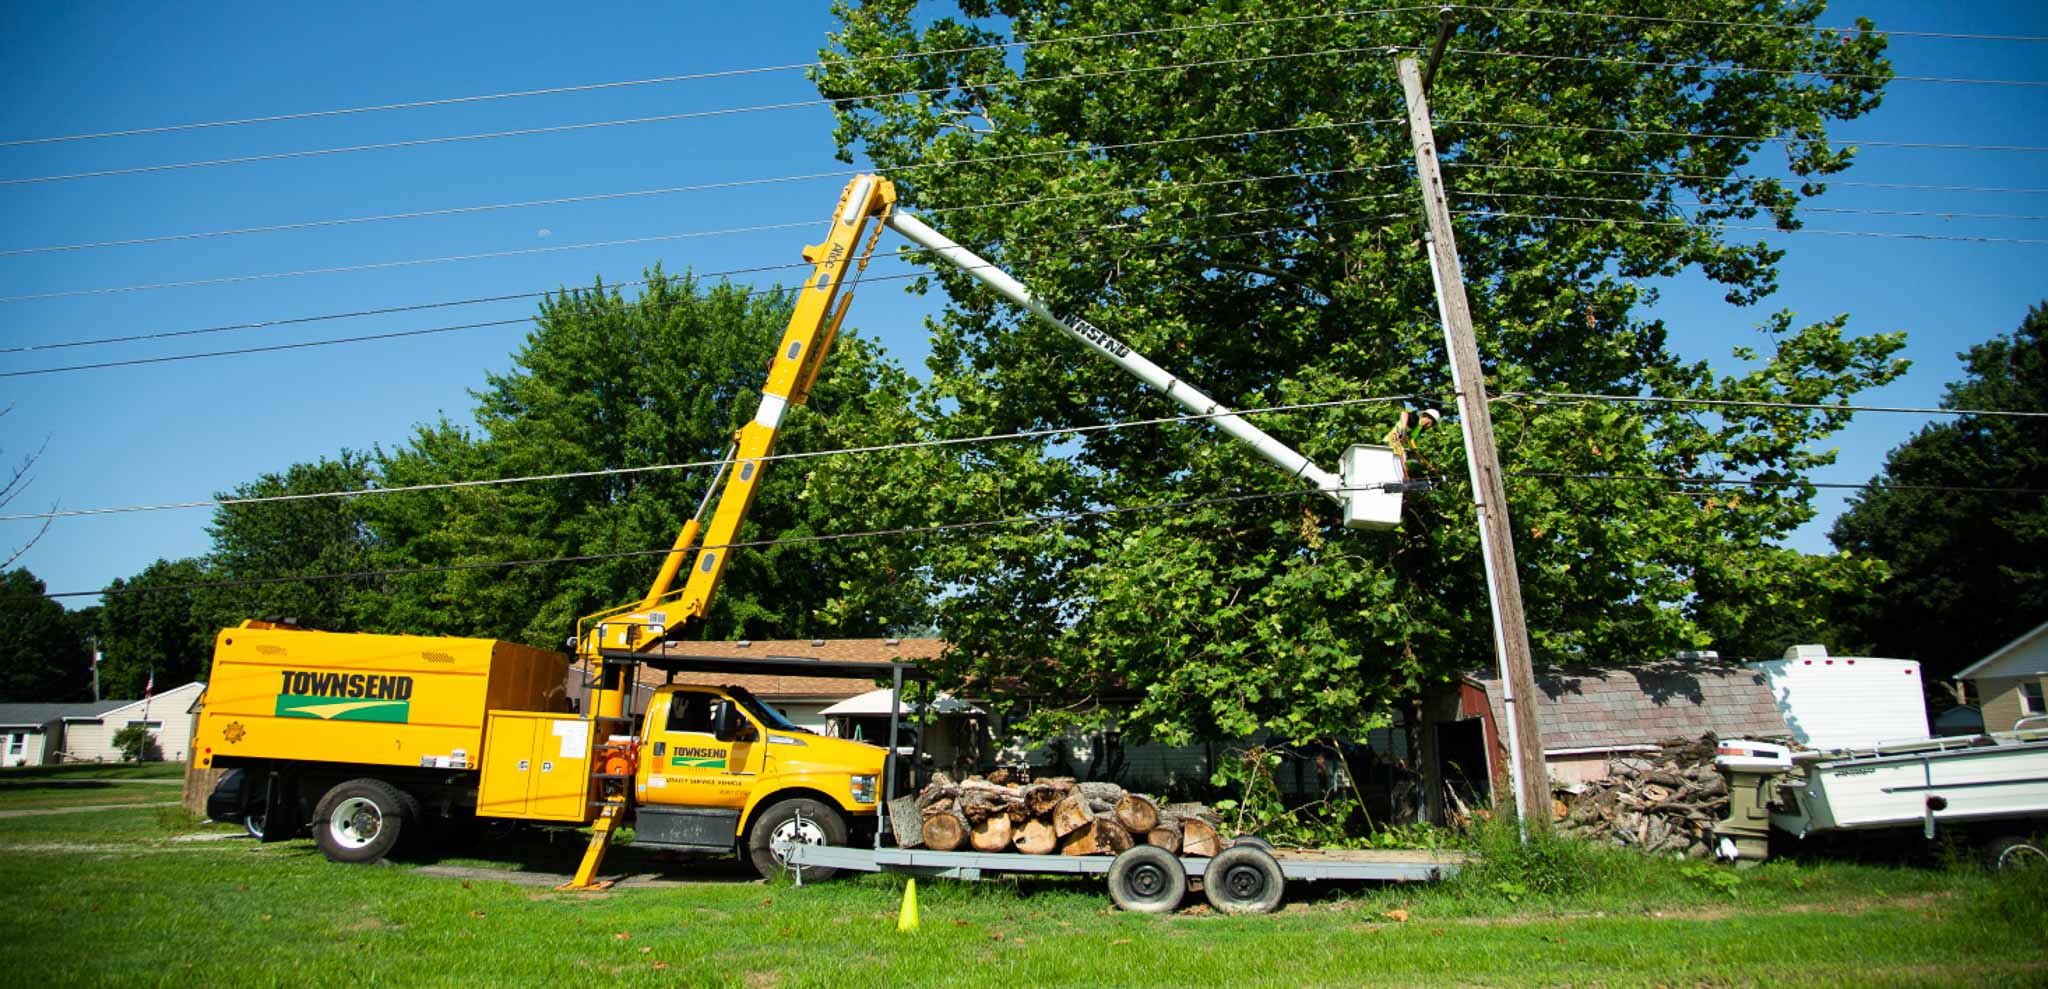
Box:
329;796;382;849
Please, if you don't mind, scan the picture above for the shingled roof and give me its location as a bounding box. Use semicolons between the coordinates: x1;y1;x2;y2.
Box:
1467;660;1790;752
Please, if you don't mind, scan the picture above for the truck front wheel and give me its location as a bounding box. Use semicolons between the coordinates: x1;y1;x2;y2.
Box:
746;798;846;881
313;779;411;864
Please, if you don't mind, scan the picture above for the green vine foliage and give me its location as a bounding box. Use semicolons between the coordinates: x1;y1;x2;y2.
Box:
806;2;1908;747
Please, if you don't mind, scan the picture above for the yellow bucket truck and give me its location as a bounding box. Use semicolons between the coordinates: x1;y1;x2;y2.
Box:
196;172;1410;889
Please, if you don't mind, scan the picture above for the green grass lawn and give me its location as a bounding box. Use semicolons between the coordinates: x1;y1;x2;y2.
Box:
1;788;2040;988
0;760;186;781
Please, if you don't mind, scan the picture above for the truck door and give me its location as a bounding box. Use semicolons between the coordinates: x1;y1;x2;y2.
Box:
640;689;764;809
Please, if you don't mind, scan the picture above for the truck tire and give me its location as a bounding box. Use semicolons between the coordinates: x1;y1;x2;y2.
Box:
1985;834;2047;874
746;797;846;881
313;778;411;864
1203;845;1287;915
1107;845;1187;914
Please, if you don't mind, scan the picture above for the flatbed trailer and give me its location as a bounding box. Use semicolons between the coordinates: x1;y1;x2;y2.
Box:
783;838;1472;914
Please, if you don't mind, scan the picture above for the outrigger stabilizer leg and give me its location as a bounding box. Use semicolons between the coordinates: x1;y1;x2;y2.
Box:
561;794;628;892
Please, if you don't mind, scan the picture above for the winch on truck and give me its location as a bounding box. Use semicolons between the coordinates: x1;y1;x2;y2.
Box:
196;173;1415;890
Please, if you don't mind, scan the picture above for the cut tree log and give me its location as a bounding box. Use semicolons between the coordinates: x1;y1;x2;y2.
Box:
922;809;968;852
1053;793;1095;837
1078;781;1127;813
1181;816;1219;857
1023;782;1071;818
1114;793;1159;833
1146;818;1183;852
1059;815;1133;856
970;812;1013;852
1014;818;1057;854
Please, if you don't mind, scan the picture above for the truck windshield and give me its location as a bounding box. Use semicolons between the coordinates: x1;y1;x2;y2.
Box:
728;687;808;734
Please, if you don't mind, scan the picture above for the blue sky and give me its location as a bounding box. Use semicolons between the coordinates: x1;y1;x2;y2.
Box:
1;2;2043;607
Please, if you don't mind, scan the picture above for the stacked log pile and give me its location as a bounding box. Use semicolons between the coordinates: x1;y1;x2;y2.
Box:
899;773;1223;856
1553;734;1733;859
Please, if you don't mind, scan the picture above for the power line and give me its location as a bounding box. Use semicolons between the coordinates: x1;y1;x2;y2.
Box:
1;6;1435;149
1441;118;2048;154
1449;5;2048;44
1459;189;2048;223
1496;392;2048;420
1428;44;2048;87
1444;161;2048;197
0;394;1416;523
38;464;2047;602
1510;471;2048;497
0;41;1406;186
0;170;860;259
1459;208;2048;245
0;117;1403;304
0;197;1418;377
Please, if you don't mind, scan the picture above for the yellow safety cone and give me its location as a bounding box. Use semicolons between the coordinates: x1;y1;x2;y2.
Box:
896;878;920;932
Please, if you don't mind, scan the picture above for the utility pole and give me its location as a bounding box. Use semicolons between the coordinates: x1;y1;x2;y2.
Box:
1397;56;1551;830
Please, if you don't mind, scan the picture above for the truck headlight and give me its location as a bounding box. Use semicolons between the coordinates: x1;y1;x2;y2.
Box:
850;774;877;804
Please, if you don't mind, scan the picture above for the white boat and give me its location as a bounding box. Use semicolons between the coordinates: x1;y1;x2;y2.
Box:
1774;728;2048;836
1714;722;2048;869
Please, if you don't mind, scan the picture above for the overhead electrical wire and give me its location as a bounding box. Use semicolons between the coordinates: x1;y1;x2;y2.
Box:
0;40;1410;186
1443;161;2048;197
1458;207;2048;245
30;465;2047;603
1509;472;2048;496
0;395;1418;522
1421;44;2048;87
6;2;2036;152
1458;189;2048;223
0;201;1420;377
0;154;1411;305
30;484;1382;601
1448;5;2048;44
1496;392;2048;420
0;6;1438;149
1440;118;2048;154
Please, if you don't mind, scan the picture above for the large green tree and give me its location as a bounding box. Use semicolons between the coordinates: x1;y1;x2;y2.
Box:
196;453;377;633
354;269;931;647
0;569;93;701
809;1;1904;743
1831;303;2048;684
96;558;210;698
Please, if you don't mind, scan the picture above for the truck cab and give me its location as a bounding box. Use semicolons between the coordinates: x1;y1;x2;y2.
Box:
628;684;886;878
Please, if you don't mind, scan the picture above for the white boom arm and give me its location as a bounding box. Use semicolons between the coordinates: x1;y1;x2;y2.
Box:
886;210;1402;530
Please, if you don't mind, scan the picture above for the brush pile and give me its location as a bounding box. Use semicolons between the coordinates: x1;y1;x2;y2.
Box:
1553;734;1733;859
891;771;1224;855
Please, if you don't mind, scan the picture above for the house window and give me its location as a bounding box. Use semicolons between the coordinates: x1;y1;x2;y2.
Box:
2023;681;2047;716
6;734;23;757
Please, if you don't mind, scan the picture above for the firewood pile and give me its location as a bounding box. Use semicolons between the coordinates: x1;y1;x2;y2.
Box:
893;771;1225;856
1552;734;1733;859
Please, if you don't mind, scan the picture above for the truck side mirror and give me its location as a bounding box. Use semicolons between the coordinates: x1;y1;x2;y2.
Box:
714;703;756;743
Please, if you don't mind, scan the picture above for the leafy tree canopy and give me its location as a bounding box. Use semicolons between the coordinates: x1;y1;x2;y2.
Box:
1831;303;2048;683
810;0;1906;743
96;558;209;699
351;268;932;647
0;568;93;701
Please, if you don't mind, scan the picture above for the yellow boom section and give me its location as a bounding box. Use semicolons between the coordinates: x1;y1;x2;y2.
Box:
577;174;896;718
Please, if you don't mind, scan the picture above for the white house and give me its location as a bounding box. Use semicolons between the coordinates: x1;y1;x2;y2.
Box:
1957;619;2048;733
0;701;129;767
61;682;207;762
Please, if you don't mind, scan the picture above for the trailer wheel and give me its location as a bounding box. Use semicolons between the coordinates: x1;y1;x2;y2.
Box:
1203;845;1286;915
312;779;410;864
1985;834;2047;874
747;798;846;881
1107;845;1187;914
